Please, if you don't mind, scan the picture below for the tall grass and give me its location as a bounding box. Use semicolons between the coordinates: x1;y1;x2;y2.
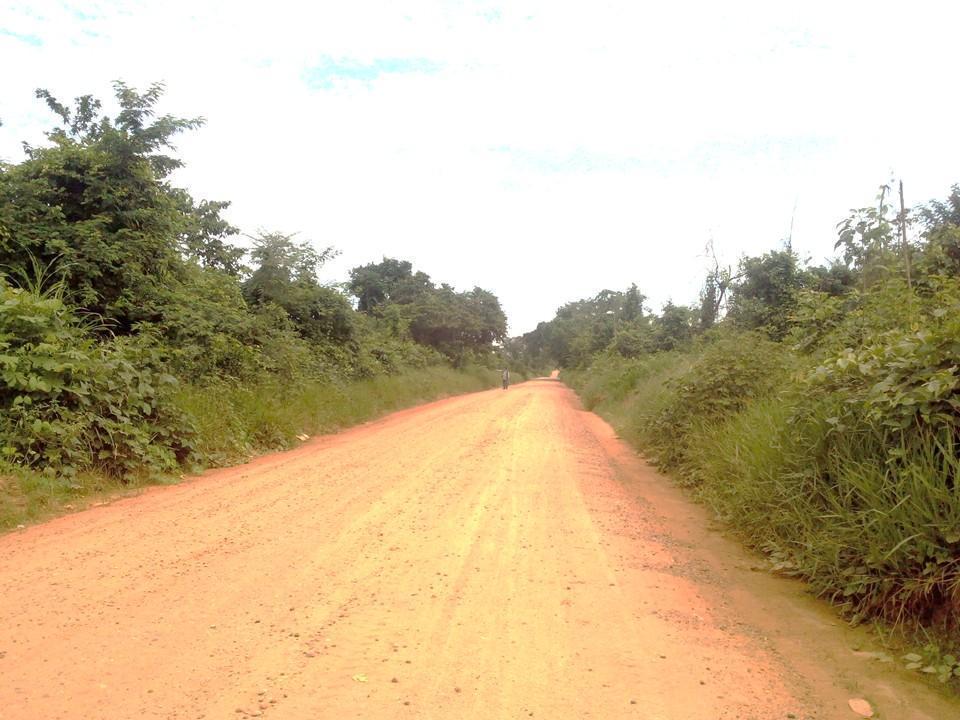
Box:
177;364;505;467
563;352;689;446
565;348;960;637
690;401;960;627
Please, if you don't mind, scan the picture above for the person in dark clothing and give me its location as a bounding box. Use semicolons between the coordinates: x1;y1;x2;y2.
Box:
501;368;510;389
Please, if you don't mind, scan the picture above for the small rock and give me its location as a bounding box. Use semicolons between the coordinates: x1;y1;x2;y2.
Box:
848;698;874;718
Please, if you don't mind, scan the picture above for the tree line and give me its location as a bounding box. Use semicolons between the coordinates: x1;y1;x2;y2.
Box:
0;82;508;478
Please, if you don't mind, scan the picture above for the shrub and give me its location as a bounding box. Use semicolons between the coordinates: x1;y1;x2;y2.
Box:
0;278;192;477
643;331;790;471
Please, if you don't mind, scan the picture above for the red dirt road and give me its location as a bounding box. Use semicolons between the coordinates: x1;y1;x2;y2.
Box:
0;379;957;719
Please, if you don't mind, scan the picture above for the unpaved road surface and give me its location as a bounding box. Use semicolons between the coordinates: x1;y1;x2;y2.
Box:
1;379;957;720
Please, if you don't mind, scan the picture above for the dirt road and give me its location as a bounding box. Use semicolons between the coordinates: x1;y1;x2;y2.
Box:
1;379;957;719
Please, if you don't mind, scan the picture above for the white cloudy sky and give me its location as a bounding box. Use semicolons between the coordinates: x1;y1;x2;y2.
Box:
2;1;959;334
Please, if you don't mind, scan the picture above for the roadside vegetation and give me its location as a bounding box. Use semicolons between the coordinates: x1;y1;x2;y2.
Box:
0;82;531;529
517;183;960;682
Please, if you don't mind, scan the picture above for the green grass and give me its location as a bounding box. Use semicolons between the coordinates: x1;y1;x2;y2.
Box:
563;351;689;446
0;364;505;533
677;392;960;629
0;465;166;531
177;364;507;467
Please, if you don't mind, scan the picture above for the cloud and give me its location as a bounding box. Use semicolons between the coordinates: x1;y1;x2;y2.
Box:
0;28;42;46
303;57;441;89
1;1;959;334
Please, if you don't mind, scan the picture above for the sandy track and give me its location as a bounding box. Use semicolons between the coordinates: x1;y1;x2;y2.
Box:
0;379;956;719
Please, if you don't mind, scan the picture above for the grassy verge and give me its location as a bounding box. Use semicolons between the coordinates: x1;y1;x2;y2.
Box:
178;364;508;466
0;364;506;533
562;349;960;692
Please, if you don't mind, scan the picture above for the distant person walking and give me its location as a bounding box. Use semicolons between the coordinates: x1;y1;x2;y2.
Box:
501;368;510;390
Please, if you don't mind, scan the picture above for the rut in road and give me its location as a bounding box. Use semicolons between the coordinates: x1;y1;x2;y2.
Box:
0;379;956;720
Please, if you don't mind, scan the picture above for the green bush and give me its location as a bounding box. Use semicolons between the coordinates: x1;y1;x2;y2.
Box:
805;277;960;451
643;331;790;471
0;279;192;476
569;287;960;628
693;391;960;626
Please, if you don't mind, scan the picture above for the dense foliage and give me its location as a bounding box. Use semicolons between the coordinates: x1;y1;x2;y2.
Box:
525;183;960;646
0;275;190;476
0;82;511;485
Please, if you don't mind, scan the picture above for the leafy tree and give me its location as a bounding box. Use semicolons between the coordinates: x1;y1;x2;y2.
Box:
174;192;244;275
515;286;656;367
243;233;353;343
609;323;654;358
652;301;696;350
404;284;506;363
621;283;644;322
918;184;960;276
726;247;806;339
698;270;722;330
463;287;508;346
348;259;506;363
835;183;898;288
348;257;432;312
805;260;857;296
0;82;239;330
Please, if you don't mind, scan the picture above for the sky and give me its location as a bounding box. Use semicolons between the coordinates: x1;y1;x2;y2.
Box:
2;1;959;334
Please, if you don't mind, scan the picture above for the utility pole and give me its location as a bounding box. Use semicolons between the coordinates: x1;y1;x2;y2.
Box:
787;198;798;251
899;180;912;289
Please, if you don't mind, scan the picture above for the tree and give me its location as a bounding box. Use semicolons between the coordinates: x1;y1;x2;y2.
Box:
621;283;644;322
174;192;244;275
726;247;806;340
348;257;432;312
243;233;352;343
835;183;898;288
404;284;506;363
698;241;733;330
0;82;239;331
652;301;696;350
348;258;506;362
918;184;960;276
513;286;654;367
